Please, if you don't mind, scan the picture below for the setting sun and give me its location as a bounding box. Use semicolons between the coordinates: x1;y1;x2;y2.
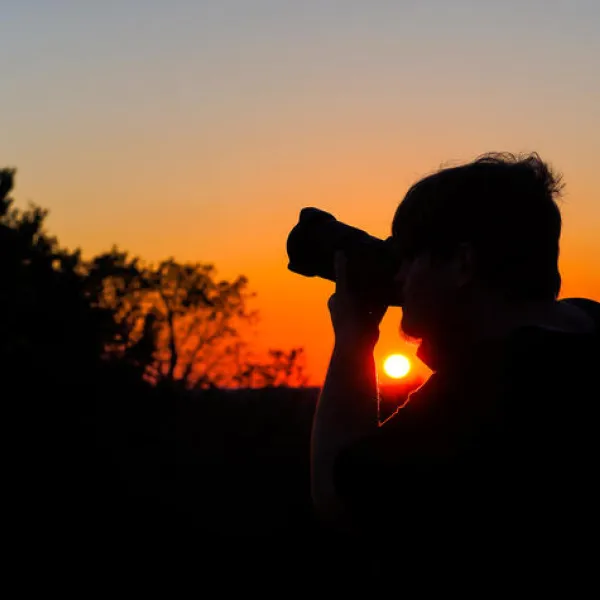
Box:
383;354;411;379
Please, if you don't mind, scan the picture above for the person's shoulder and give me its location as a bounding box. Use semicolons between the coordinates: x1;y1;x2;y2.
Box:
561;296;600;312
560;297;600;329
502;297;600;408
508;297;600;352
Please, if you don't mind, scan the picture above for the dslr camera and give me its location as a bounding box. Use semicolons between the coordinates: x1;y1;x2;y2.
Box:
286;207;402;307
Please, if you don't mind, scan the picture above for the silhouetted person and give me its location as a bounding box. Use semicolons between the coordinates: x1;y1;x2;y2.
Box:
310;153;600;577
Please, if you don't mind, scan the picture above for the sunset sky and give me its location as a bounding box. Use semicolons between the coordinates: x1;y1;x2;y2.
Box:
3;0;599;384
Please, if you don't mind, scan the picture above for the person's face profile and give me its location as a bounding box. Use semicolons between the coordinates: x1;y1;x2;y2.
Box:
395;248;469;341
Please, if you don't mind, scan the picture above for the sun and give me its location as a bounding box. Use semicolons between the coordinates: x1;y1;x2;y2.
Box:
383;354;411;379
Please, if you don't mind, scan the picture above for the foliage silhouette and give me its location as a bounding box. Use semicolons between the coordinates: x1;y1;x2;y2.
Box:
85;249;308;388
0;168;117;388
1;168;308;389
2;167;412;584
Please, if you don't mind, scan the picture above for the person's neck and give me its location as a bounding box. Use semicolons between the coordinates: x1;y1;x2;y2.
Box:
417;297;559;372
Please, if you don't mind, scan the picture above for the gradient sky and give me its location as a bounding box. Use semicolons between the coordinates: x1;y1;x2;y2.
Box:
3;0;599;383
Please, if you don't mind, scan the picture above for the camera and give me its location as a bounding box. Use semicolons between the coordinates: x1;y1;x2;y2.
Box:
286;207;402;307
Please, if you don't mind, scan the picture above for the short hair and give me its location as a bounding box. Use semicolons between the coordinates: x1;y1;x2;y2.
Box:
391;152;563;302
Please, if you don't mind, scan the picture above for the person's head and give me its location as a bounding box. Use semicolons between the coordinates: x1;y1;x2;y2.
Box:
391;152;563;351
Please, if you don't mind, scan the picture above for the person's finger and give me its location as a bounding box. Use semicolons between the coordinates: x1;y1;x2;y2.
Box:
334;250;348;293
327;293;337;314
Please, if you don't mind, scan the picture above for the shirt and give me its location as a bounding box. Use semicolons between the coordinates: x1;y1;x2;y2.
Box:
333;298;600;558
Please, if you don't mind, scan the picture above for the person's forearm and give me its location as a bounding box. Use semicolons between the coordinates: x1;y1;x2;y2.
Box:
310;337;380;523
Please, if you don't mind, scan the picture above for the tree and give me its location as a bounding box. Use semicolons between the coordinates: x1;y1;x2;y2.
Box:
86;249;308;389
1;169;133;533
0;168;116;383
230;345;309;388
1;167;309;391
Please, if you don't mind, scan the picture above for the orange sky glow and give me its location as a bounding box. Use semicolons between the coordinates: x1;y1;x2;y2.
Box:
3;2;599;385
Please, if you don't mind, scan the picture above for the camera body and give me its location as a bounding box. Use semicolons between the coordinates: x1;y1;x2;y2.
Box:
286;207;402;307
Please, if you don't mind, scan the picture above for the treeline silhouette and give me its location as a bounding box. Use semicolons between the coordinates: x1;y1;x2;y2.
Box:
3;169;420;584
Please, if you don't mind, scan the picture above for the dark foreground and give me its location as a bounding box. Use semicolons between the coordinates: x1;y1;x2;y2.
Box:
20;373;415;589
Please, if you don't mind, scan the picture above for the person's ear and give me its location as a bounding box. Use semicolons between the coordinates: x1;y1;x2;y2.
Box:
453;242;475;288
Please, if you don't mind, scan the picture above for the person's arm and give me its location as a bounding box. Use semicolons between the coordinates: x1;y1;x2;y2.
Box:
310;252;387;529
310;334;381;527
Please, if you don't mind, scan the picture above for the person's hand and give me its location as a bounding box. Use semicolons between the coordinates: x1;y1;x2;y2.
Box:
327;250;388;347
